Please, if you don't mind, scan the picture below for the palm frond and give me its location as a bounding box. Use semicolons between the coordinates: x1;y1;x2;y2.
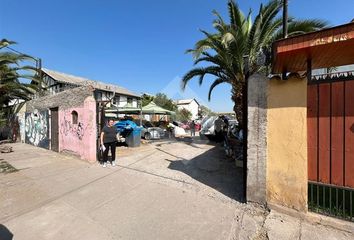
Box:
183;0;328;123
181;67;224;90
208;78;230;100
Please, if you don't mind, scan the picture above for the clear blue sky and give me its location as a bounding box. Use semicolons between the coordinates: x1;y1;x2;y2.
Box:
1;0;353;112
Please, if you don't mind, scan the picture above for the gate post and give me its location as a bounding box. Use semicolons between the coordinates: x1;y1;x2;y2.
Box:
247;74;309;212
247;73;268;204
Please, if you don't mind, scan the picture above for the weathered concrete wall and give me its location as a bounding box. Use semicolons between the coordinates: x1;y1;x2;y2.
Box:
59;96;97;162
247;73;268;204
266;76;308;211
15;103;26;143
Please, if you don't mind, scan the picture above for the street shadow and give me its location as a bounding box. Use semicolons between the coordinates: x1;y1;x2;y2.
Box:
161;146;244;202
153;136;213;149
0;224;13;240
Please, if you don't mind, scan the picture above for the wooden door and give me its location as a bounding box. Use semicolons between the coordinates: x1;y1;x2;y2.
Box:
50;108;59;152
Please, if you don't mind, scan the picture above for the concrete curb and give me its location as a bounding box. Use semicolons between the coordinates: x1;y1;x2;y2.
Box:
268;203;354;234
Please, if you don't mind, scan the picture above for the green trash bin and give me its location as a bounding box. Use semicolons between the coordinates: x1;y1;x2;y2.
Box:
126;128;141;147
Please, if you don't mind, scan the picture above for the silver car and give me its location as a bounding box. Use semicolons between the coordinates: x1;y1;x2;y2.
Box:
141;122;166;140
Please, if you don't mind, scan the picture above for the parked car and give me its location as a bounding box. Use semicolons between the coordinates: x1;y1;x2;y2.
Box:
141;121;166;140
195;122;201;131
200;116;218;137
172;121;190;130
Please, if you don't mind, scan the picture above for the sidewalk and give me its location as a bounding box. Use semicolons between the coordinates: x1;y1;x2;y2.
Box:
0;143;353;240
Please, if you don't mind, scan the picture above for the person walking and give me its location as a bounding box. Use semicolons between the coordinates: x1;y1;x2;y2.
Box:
100;119;117;168
190;120;196;137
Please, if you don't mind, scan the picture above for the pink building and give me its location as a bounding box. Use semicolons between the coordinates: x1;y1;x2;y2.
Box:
21;68;140;162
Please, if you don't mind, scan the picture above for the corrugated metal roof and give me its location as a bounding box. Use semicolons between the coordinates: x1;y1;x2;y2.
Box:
42;68;140;97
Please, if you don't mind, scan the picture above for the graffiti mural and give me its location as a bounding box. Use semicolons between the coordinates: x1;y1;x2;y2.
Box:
60;116;86;140
25;110;49;149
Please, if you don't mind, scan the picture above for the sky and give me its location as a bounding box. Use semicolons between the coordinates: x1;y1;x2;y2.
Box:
1;0;353;112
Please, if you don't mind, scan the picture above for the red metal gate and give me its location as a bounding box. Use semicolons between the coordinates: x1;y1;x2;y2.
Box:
308;72;354;187
307;71;354;221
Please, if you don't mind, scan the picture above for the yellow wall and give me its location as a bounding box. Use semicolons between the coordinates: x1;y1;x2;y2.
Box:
266;76;308;211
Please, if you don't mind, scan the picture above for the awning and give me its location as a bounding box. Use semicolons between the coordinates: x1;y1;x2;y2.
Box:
142;102;175;115
105;112;118;118
105;106;141;115
272;22;354;74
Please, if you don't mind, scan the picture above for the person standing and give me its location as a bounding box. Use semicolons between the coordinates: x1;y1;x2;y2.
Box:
167;122;174;138
190;120;196;137
100;119;117;168
214;116;224;142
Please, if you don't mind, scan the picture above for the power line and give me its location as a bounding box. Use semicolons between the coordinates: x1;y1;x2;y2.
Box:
4;46;42;69
5;46;26;55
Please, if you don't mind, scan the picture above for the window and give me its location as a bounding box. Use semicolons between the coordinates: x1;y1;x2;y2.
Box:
127;97;133;106
113;96;120;106
96;92;102;101
71;111;78;124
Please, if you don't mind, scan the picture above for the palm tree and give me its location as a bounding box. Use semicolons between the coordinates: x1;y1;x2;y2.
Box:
182;0;327;125
0;39;41;126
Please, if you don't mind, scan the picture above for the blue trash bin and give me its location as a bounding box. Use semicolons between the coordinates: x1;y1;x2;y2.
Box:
126;128;141;147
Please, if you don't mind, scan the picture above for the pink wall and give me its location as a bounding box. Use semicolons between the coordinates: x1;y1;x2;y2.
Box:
59;96;97;162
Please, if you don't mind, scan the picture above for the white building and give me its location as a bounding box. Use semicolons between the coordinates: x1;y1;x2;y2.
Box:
39;68;140;109
176;98;200;120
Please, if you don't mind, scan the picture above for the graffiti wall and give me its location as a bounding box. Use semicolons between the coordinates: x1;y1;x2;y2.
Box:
60;117;86;140
18;112;26;143
25;110;50;149
59;96;97;162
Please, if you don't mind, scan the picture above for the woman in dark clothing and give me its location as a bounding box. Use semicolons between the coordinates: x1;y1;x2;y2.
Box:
190;120;196;137
100;119;117;168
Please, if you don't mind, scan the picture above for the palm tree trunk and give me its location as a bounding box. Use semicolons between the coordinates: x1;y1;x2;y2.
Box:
231;83;244;126
231;81;248;199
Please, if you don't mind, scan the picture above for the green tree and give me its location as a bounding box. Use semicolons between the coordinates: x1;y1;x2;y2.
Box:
182;0;327;125
0;39;41;126
175;108;192;122
199;105;215;118
153;93;177;111
141;93;154;107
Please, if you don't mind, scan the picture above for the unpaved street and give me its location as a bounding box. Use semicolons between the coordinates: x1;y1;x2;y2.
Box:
0;140;353;240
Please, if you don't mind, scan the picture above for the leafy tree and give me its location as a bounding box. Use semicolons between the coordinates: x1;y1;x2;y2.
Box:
175;108;192;122
199;105;215;118
182;0;327;125
141;93;154;107
153;93;177;111
0;39;41;126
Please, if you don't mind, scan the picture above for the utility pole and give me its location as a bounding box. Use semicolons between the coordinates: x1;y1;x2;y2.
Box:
282;0;289;80
283;0;288;38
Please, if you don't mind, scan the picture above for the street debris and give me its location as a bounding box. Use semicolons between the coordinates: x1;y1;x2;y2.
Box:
0;145;13;153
